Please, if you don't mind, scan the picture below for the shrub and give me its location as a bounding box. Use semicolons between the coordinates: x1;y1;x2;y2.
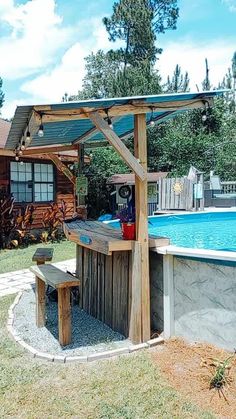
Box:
41;200;70;242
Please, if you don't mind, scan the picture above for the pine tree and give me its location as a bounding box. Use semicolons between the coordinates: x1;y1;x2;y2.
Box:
103;0;178;72
0;77;4;112
164;64;190;93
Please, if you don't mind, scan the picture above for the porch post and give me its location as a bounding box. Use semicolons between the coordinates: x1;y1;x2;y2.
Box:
134;113;150;342
77;144;87;219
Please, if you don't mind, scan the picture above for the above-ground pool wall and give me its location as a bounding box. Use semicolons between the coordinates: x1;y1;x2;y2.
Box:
150;251;164;333
170;256;236;351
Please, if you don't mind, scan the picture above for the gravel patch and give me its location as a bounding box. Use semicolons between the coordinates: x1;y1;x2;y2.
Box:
13;288;130;356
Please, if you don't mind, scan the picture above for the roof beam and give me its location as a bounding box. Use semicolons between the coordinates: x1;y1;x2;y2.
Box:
89;112;146;181
47;154;76;185
22;144;78;155
33;98;213;124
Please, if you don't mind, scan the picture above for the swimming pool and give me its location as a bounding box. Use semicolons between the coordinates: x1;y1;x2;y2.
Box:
109;211;236;251
149;211;236;251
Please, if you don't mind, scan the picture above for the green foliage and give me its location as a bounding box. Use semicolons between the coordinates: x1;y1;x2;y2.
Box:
164;64;190;93
0;190;36;249
0;190;15;249
103;0;157;68
146;97;236;180
41;201;70;242
84;147;129;218
103;0;178;67
209;353;235;390
71;51;161;100
0;77;4;110
72;0;178;100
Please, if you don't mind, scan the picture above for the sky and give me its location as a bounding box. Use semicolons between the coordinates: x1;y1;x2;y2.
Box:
0;0;235;119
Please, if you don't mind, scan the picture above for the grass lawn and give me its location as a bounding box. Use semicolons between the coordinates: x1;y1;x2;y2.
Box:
0;240;76;274
0;295;216;419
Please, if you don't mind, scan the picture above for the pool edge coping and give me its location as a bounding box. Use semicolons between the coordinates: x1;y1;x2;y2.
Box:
6;292;164;363
154;244;236;262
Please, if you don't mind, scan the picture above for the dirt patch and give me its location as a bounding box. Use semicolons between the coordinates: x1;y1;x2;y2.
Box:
151;338;236;418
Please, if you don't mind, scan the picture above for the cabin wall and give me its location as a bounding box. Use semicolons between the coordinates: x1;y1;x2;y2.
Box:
0;155;75;229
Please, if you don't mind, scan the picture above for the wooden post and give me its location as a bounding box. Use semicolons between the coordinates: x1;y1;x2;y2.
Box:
129;242;142;343
77;144;86;216
58;287;71;346
133;113;150;342
35;276;46;327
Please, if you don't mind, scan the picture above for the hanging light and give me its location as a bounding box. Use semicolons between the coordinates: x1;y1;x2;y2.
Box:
149;107;155;127
105;109;113;130
25;129;31;145
15;155;19;162
38;123;44;137
38;114;44;137
202;100;209;123
20;139;26;151
202;109;207;122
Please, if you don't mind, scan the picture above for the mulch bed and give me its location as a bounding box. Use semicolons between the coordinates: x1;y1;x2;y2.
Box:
151;338;236;418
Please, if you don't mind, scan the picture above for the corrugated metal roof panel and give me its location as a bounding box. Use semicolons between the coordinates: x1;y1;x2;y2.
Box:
5;90;226;150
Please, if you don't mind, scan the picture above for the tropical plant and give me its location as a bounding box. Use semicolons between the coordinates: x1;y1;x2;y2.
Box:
41;200;70;242
0;189;35;249
11;204;35;247
0;189;15;249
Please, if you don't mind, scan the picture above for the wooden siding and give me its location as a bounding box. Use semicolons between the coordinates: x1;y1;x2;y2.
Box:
77;245;132;337
0;156;75;229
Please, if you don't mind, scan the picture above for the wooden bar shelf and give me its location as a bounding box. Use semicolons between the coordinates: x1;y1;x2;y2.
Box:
64;219;169;255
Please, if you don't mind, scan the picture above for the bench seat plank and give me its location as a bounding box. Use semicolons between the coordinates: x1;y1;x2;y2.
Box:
32;248;54;263
30;264;80;289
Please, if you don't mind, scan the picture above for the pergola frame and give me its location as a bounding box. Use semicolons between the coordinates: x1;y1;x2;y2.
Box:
5;91;225;342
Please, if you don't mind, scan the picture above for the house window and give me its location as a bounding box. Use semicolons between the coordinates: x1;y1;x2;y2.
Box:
10;162;54;203
34;163;54;202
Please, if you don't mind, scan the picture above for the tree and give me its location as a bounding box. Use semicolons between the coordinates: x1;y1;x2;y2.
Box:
164;64;189;93
202;58;211;91
103;0;178;71
0;77;4;112
72;50;161;100
219;51;236;112
231;51;236;111
72;0;178;100
84;147;129;218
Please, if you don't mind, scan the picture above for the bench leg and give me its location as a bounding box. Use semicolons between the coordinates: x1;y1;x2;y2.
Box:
36;276;46;327
58;288;71;346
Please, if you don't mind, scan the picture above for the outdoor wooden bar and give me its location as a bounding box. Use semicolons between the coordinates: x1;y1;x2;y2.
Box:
64;219;169;338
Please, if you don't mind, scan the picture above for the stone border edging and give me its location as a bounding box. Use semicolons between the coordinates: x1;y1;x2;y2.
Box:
7;292;164;363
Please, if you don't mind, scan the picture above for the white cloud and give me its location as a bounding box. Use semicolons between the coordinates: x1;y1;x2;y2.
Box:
19;18;117;103
158;38;235;90
222;0;236;12
0;0;73;79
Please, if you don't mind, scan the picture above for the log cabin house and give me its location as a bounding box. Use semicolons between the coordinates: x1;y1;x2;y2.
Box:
0;118;89;228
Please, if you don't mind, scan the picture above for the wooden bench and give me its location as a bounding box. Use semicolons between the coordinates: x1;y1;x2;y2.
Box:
30;264;80;346
32;248;54;265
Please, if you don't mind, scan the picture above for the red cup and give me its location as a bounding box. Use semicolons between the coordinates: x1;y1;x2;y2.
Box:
121;222;136;240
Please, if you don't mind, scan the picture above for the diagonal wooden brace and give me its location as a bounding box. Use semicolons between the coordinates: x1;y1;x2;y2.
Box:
88;112;146;181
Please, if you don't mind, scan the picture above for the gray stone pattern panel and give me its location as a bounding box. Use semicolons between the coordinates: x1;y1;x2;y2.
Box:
174;257;236;351
150;252;164;333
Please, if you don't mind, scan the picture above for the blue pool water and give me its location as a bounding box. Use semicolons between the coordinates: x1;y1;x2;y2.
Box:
108;211;236;251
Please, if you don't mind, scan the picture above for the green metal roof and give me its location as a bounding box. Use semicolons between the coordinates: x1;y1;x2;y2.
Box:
5;90;225;150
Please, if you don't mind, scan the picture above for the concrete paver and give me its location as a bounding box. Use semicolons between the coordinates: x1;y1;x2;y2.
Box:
0;259;76;297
